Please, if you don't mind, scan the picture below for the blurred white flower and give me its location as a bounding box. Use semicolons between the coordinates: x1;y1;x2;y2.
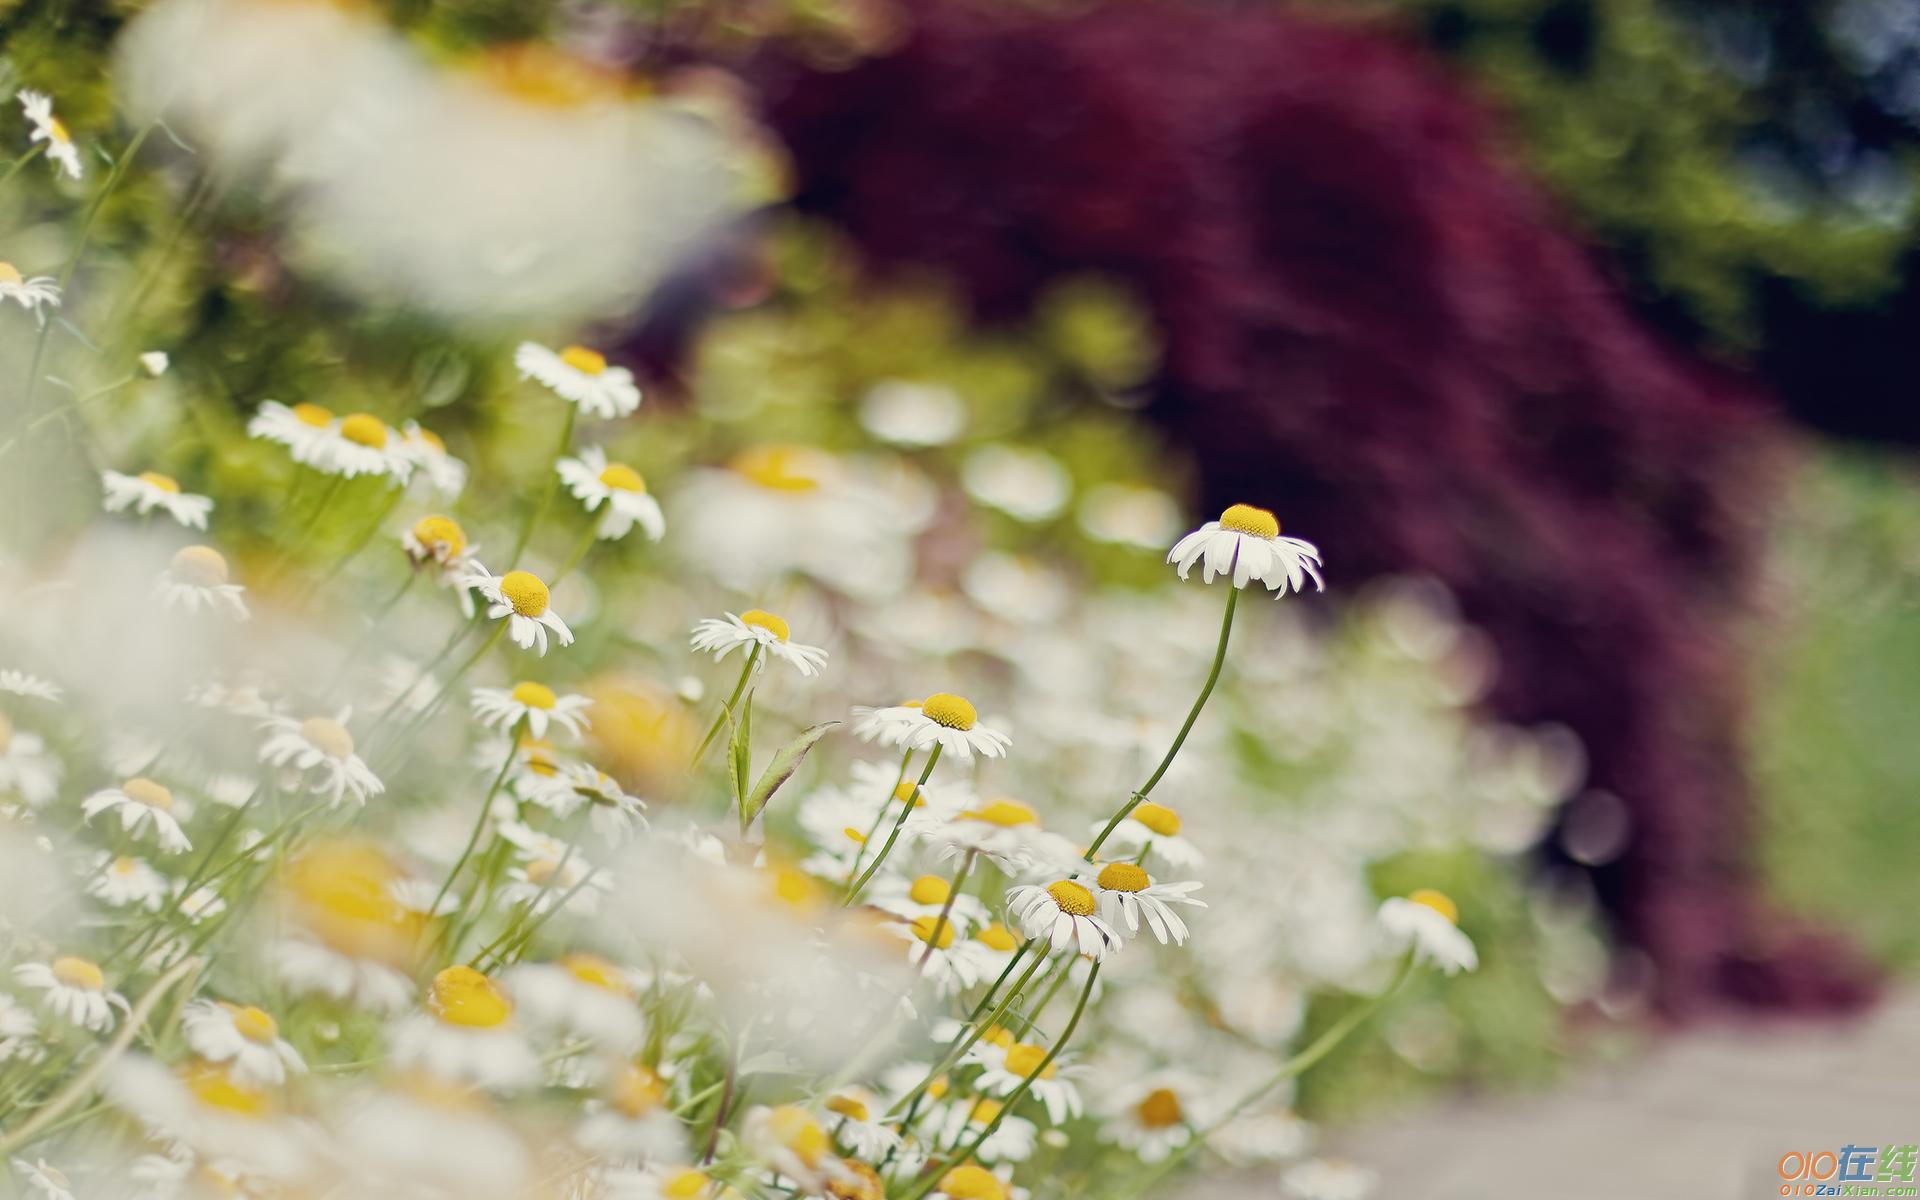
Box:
82;778;193;853
557;446;664;540
156;544;249;620
963;445;1072;522
1377;891;1478;975
859;380;967;447
0;262;61;325
518;344;642;419
1079;483;1181;549
101;470;213;529
18;90;81;179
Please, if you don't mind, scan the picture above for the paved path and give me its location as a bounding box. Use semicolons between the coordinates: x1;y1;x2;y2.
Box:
1195;995;1920;1200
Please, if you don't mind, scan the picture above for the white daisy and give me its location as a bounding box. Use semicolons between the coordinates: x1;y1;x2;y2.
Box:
400;515;482;614
181;1000;305;1086
13;956;129;1032
903;693;1011;760
18;91;81;180
275;936;415;1013
867;872;991;929
156;544;249;620
471;681;592;740
500;849;607;919
557;446;665;541
174;882;228;924
963;1038;1084;1125
931;1097;1037;1163
258;710;385;806
1005;880;1124;961
525;762;648;844
390;966;539;1091
0;716;61;807
1168;503;1324;594
910;800;1069;875
515;342;641;419
848;700;934;747
740;1105;844;1193
931;1164;1020;1200
574;1061;687;1161
887;913;997;996
11;1157;73;1200
688;610;828;677
399;421;467;496
0;670;61;703
823;1087;903;1160
1099;1074;1205;1162
1282;1159;1378;1200
1377;891;1477;975
103;1057;311;1180
82;778;193;853
1079;861;1205;946
1089;801;1204;871
307;411;416;483
0;262;60;325
86;854;169;910
503;953;644;1050
0;994;40;1063
464;566;575;655
101;469;213;529
246;400;338;465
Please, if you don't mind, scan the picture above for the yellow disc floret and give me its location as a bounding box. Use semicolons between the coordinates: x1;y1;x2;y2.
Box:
963;800;1038;828
921;693;977;731
171;545;230;587
599;463;647;492
299;716;356;760
1218;503;1280;539
730;444;823;492
1136;1087;1184;1128
975;923;1019;952
610;1061;666;1117
137;471;181;493
339;413;388;448
660;1169;711;1200
0;263;21;286
1409;888;1459;925
938;1165;1008;1200
1003;1042;1057;1080
824;1093;870;1122
909;915;957;950
510;681;558;710
560;951;630;994
291;402;334;428
428;965;514;1028
1130;802;1182;837
1045;880;1097;916
738;609;790;642
908;875;951;906
229;1005;279;1044
764;1105;828;1165
121;777;174;811
559;345;607;375
410;515;466;559
499;570;551;617
280;839;423;967
51;956;105;990
185;1062;272;1116
1095;862;1150;893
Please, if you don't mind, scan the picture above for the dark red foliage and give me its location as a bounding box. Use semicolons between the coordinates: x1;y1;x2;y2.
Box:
754;0;1877;1015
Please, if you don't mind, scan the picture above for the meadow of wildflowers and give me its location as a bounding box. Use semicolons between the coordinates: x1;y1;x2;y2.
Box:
0;28;1601;1200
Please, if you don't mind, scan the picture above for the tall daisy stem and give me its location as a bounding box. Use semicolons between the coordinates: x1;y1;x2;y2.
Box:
843;745;942;904
690;645;761;767
1087;584;1238;860
839;748;915;889
887;943;1043;1122
508;402;577;566
0;145;45;192
428;721;525;937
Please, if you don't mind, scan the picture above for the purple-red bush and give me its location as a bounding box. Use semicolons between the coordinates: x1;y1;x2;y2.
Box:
755;0;1876;1014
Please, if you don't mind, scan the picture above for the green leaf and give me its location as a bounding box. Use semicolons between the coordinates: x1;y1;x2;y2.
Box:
729;692;754;824
741;721;839;830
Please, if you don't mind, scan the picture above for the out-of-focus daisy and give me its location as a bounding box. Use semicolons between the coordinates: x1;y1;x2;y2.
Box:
401;513;475;571
574;1060;687;1161
247;400;337;465
82;778;193;853
931;1164;1014;1200
1099;1075;1204;1162
557;446;665;541
887;913;995;996
504;953;643;1049
858;380;967;447
1377;890;1477;974
964;1039;1083;1125
400;421;467;495
139;350;170;377
868;872;991;929
904;693;1010;761
1080;862;1205;946
515;342;641;419
962;445;1072;523
962;552;1072;625
86;854;169;910
911;800;1065;874
18;91;82;180
931;1097;1036;1163
472;681;592;741
1168;503;1323;595
689;610;828;677
0;994;39;1062
605;1164;727;1200
970;921;1025;975
0;670;61;703
105;1057;310;1181
0;262;60;325
1210;1108;1313;1165
181;1000;305;1085
390;966;539;1091
101;469;213;529
501;848;607;918
274;840;422;1013
10;1158;73;1200
822;1086;901;1160
13;955;128;1032
848;700;931;747
465;567;574;654
1091;801;1203;871
157;545;249;619
527;762;647;844
1005;879;1123;961
1080;483;1183;550
308;411;416;483
0;715;62;807
1282;1159;1378;1200
259;710;385;806
741;1105;843;1193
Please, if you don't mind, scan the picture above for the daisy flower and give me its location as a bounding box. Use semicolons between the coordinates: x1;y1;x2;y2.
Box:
932;1164;1015;1200
174;882;227;924
274;841;422;1013
848;700;933;747
557;446;665;541
247;401;337;465
867;872;991;929
181;1000;305;1085
0;262;60;325
1377;890;1478;975
1080;861;1205;946
101;469;213;529
515;341;641;418
605;1164;726;1200
1090;801;1204;871
964;1039;1083;1125
823;1087;901;1160
912;800;1069;875
0;715;62;807
18;91;81;179
86;854;169;910
258;710;385;806
501;850;607;918
1004;880;1124;961
0;670;61;703
931;1098;1036;1163
904;693;1011;760
82;778;193;853
1282;1159;1379;1200
308;411;415;483
399;421;467;495
526;762;648;844
13;956;128;1032
10;1158;73;1200
390;966;539;1091
504;953;644;1049
156;545;249;619
887;913;997;996
471;681;592;740
740;1105;842;1193
465;567;575;655
401;513;477;571
962;445;1072;523
1099;1075;1206;1162
574;1061;687;1160
104;1057;311;1181
689;610;828;677
1168;503;1323;594
970;921;1025;976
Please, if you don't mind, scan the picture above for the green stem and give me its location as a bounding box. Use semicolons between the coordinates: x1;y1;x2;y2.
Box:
844;745;942;904
427;723;524;935
839;749;915;889
690;646;761;766
550;522;599;586
508;402;577;566
0;145;44;191
887;943;1041;1122
1087;584;1238;860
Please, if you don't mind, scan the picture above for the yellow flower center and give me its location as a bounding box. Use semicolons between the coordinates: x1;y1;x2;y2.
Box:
121;776;174;811
976;923;1019;952
559;345;607;375
112;856;139;876
229;1004;279;1043
48;117;70;144
739;609;790;642
970;1098;1004;1123
921;693;977;731
964;800;1038;828
660;1169;711;1200
979;1025;1013;1048
299;716;356;760
0;263;21;286
730;444;823;492
411;515;466;558
339;413;388;448
415;427;447;453
825;1093;870;1122
1218;503;1280;538
909;914;957;950
291;402;335;428
171;544;230;587
908;875;951;905
766;1105;828;1165
560;951;629;993
1409;888;1459;925
1095;862;1150;893
1130;802;1182;837
598;463;647;492
186;1062;272;1116
428;965;514;1028
926;1076;951;1099
610;1061;666;1117
893;782;923;806
939;1164;1008;1200
1136;1087;1184;1128
499;570;551;617
770;864;824;911
280;840;423;967
1045;880;1096;916
510;681;558;710
1003;1042;1057;1080
137;471;182;493
525;858;567;887
51;956;104;991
